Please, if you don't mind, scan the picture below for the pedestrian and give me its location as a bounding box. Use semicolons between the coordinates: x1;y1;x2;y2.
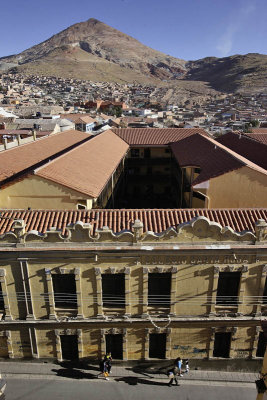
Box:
167;366;180;387
97;358;110;380
174;357;183;376
104;352;112;374
183;359;190;373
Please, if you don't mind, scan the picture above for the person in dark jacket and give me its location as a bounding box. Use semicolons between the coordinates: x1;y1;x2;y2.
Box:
167;366;180;386
104;353;112;374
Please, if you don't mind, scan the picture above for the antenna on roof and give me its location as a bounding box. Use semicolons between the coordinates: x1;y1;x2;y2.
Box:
239;132;242;139
214;145;217;150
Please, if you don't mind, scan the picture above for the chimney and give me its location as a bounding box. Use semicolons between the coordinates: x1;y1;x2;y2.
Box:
32;130;37;141
132;220;143;242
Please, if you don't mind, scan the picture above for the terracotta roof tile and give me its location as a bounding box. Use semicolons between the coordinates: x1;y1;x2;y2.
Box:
0;208;266;236
243;133;267;145
217;132;267;170
251;128;267;133
0;130;91;184
112;128;209;145
35;130;129;198
170;133;267;186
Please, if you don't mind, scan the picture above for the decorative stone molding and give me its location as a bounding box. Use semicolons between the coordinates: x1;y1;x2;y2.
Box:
54;329;82;361
255;219;267;242
208;326;237;359
144;327;172;360
0;216;258;245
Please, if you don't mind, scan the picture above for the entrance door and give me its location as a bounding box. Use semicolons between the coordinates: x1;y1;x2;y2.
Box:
213;332;231;358
60;335;78;360
105;334;123;359
149;333;166;359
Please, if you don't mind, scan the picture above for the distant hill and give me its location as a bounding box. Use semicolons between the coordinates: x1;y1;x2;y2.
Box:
186;53;267;93
0;18;266;94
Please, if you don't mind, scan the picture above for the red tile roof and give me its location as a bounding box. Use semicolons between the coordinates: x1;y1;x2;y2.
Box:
112;128;209;145
170;134;259;186
35;130;129;198
243;133;267;146
251;128;267;134
0;130;91;184
216;132;267;170
0;208;266;235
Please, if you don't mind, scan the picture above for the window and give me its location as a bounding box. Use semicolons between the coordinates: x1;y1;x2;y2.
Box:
148;273;171;307
216;272;241;306
256;332;266;357
194;167;201;174
0;283;4;310
102;274;125;308
131;149;140;158
60;335;79;360
165;148;170;153
52;274;77;308
149;333;166;358
213;332;231;358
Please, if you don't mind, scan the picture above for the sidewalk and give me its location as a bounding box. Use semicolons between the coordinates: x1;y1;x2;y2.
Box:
0;361;259;384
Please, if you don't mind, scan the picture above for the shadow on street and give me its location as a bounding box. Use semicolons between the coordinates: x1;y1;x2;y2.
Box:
52;368;95;380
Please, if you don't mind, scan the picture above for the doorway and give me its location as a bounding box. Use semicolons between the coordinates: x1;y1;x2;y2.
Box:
105;334;123;359
213;332;231;358
60;335;79;360
149;333;166;359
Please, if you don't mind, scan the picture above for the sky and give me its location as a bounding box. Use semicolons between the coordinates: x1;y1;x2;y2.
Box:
0;0;266;60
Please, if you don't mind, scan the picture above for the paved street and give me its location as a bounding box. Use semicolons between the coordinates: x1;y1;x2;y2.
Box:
5;377;256;400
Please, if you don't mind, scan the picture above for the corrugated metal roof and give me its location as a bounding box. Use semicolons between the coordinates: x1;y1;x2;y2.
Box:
0;208;266;235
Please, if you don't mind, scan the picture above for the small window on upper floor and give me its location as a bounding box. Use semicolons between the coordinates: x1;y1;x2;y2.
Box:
52;274;77;309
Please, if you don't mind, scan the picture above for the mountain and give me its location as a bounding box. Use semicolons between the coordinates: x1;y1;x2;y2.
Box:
0;18;266;94
187;53;267;93
0;18;186;83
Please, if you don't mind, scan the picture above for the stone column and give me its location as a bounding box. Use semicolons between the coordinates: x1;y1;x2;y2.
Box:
45;269;56;320
170;267;178;316
55;330;62;361
236;265;249;316
209;266;220;316
255;264;267;317
0;269;12;321
122;328;128;361
94;268;103;318
6;331;14;359
100;329;106;358
77;329;83;359
144;328;150;360
124;268;131;316
252;326;261;358
142;267;149;317
166;328;172;359
74;268;84;319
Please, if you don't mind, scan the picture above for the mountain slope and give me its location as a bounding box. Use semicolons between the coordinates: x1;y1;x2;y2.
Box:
2;18;186;82
187;53;267;93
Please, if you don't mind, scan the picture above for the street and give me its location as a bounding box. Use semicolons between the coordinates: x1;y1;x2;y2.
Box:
5;378;256;400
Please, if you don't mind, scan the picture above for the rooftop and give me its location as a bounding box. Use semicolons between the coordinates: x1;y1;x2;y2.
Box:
112;128;208;146
0;208;266;235
35;130;129;198
0;130;91;184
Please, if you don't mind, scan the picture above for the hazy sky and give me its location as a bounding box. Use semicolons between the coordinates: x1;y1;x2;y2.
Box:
0;0;266;60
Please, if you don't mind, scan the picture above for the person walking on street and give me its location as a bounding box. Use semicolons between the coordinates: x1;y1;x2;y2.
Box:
167;366;180;387
104;352;112;374
183;359;190;374
174;357;183;376
97;358;110;380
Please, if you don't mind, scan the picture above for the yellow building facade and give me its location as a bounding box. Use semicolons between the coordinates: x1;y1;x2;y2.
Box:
0;213;267;364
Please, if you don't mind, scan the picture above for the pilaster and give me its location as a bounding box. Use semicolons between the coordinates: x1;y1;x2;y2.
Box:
45;269;56;320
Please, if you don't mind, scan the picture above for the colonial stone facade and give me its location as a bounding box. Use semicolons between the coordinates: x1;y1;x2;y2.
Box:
0;215;267;362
